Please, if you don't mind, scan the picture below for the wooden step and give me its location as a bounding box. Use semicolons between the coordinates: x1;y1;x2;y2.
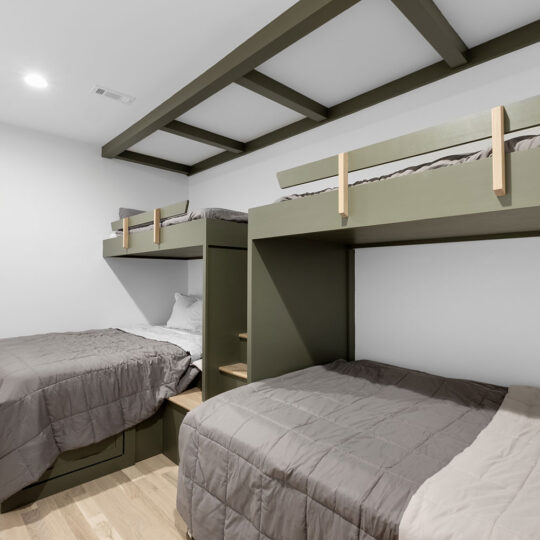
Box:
238;332;248;340
167;387;203;411
219;363;248;381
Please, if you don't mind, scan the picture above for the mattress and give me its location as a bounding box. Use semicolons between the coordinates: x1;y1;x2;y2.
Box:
0;328;195;503
110;207;248;238
278;133;540;202
177;359;540;539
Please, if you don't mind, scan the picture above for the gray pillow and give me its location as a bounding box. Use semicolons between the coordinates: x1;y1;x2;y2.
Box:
119;207;145;219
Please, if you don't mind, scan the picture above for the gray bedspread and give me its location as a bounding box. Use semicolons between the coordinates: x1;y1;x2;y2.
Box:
0;328;193;502
177;359;506;540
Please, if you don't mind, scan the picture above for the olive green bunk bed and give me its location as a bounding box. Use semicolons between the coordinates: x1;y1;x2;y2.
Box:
103;202;249;470
103;201;249;401
0;205;248;513
246;93;540;384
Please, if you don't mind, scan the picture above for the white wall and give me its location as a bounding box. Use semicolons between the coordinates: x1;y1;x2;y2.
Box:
186;43;540;386
0;123;190;338
355;240;540;387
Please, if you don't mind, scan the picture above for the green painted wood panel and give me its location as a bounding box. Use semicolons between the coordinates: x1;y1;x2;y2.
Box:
162;401;186;465
111;200;189;231
103;219;248;259
251;147;540;243
206;219;248;249
1;430;136;513
43;433;124;479
135;408;164;462
203;247;248;399
217;373;247;392
277;93;540;187
248;237;350;382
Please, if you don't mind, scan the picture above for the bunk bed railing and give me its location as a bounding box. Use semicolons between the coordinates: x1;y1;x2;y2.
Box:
277;94;540;214
112;199;189;250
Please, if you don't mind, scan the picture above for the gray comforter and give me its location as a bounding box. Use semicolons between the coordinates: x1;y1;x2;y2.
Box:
177;359;506;540
0;328;193;502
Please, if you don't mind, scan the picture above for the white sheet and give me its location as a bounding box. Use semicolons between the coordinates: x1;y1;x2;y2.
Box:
400;385;540;540
119;325;202;369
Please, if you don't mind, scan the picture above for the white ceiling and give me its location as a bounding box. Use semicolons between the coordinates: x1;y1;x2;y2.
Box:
0;0;297;147
434;0;540;48
180;85;304;142
258;0;441;107
1;0;539;165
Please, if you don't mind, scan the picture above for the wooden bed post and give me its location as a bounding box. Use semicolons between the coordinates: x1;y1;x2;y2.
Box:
122;217;129;250
338;152;349;217
153;208;161;245
491;105;506;196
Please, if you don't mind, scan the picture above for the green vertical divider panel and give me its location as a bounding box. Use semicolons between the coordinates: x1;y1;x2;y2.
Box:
135;407;164;462
162;402;187;465
248;237;350;382
203;246;248;399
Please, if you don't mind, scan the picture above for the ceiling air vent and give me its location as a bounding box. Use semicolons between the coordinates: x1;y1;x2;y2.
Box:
92;85;135;105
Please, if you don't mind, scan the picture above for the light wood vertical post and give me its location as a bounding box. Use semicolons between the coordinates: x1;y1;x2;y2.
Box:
153;208;161;245
491;105;506;196
122;217;129;249
338;152;349;217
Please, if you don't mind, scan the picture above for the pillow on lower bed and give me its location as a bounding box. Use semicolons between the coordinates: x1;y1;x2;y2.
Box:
167;293;202;332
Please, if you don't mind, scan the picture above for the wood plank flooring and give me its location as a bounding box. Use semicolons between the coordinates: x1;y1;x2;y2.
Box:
0;454;188;540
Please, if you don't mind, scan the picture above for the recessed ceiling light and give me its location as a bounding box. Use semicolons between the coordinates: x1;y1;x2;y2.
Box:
24;73;48;89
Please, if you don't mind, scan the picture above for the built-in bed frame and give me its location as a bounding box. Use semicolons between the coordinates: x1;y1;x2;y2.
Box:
0;206;249;513
246;93;540;383
103;202;249;399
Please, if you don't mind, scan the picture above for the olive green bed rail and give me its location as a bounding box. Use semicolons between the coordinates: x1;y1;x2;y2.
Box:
277;94;540;217
110;199;189;249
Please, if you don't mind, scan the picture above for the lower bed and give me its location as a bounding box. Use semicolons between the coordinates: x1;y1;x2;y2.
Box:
0;327;199;504
177;359;540;540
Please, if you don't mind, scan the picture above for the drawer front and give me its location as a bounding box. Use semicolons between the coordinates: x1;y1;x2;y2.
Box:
40;432;124;481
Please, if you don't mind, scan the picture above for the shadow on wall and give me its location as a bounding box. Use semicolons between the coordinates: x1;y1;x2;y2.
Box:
106;258;188;325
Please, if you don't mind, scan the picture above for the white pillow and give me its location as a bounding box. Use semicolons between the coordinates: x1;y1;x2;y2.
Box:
166;293;202;332
182;299;203;333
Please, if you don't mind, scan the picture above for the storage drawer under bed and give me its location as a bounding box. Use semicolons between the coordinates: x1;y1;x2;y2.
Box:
1;430;135;513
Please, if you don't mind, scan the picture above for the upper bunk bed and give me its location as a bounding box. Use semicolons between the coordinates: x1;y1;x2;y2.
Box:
103;201;247;258
246;93;540;384
249;93;540;246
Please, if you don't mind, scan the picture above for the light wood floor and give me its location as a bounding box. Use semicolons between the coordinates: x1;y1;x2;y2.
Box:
0;454;188;540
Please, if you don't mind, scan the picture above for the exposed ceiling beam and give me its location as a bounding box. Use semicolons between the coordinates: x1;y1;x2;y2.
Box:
236;70;329;121
161;120;245;154
102;0;363;159
391;0;468;68
189;20;540;175
116;151;191;175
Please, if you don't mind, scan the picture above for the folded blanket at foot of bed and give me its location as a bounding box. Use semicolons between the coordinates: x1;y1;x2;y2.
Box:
176;359;540;540
0;328;193;502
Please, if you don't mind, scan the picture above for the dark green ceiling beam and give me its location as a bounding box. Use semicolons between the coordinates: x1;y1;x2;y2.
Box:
101;0;363;159
236;70;329;121
116;151;191;175
391;0;467;68
161;120;245;154
189;19;540;175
